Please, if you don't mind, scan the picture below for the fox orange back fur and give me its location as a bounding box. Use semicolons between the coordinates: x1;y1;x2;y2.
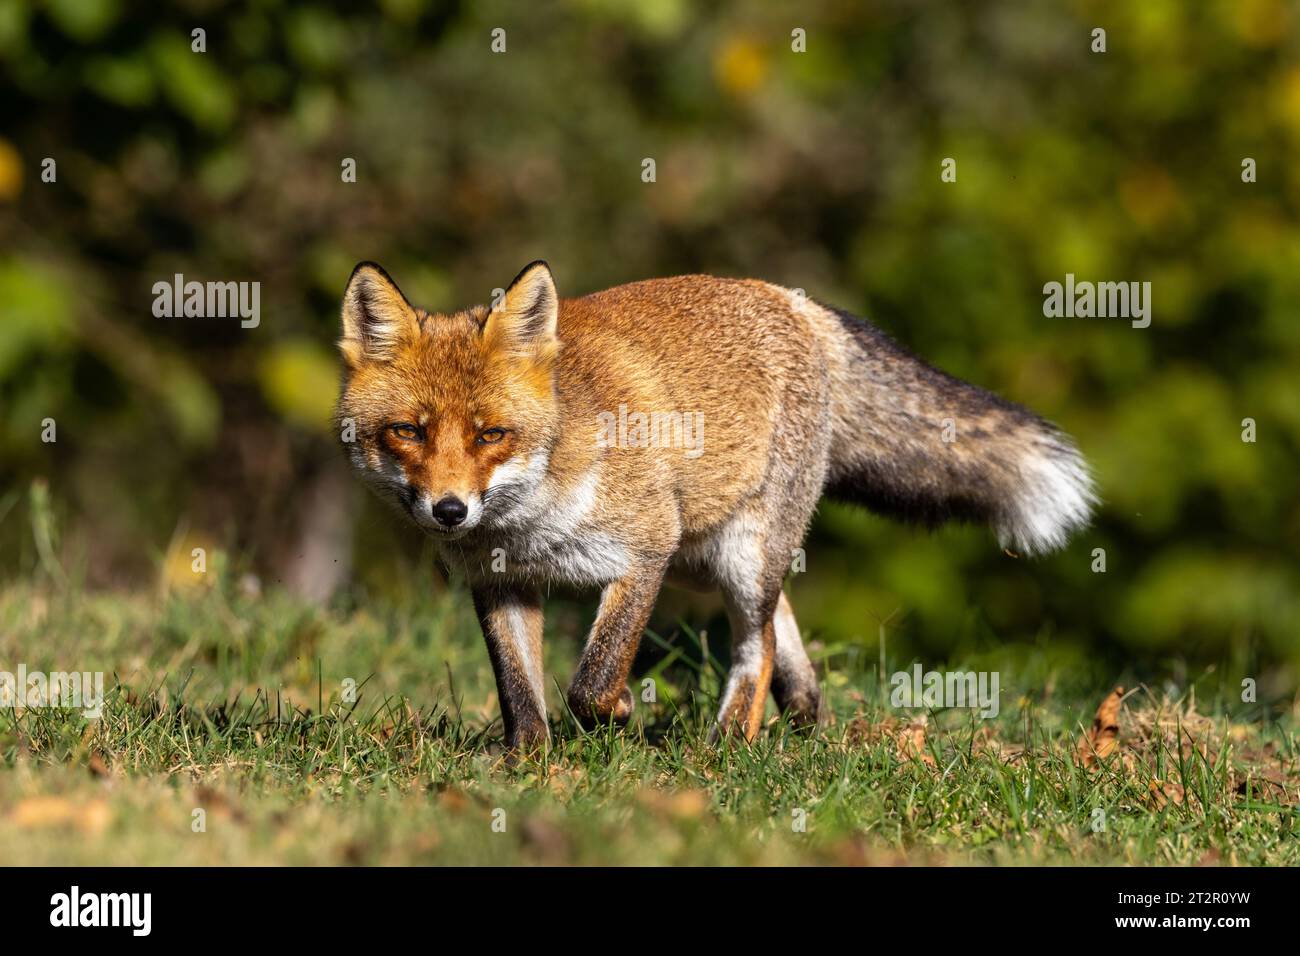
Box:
336;261;1095;749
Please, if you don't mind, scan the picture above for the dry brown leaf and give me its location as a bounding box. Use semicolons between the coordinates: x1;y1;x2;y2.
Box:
843;715;936;765
843;715;897;747
896;716;936;766
1147;778;1185;809
1234;768;1294;804
970;725;1004;758
541;766;585;797
1077;687;1124;770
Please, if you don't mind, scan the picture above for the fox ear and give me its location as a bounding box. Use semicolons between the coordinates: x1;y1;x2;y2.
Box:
339;262;420;366
483;260;558;357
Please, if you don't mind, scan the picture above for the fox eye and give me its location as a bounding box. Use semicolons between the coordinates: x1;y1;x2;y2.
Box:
477;427;508;445
389;423;421;441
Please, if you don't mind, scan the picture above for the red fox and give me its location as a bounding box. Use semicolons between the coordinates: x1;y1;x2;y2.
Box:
336;261;1095;750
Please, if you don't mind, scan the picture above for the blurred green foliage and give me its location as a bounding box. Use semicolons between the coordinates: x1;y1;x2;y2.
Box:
1;0;1297;674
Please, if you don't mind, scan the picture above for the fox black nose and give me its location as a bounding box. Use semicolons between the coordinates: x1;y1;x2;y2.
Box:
432;496;468;527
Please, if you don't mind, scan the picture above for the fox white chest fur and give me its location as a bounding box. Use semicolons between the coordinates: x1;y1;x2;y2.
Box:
441;460;633;588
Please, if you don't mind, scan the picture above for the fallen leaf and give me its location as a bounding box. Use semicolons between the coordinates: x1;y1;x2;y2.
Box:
1077;687;1124;770
970;725;1003;757
1233;768;1294;803
1147;778;1185;809
897;716;936;766
844;715;896;746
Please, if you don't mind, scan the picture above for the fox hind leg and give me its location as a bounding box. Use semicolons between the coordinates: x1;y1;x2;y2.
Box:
709;511;784;741
715;593;778;741
706;336;833;741
770;591;821;727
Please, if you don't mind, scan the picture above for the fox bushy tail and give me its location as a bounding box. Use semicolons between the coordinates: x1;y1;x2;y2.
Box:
823;307;1096;556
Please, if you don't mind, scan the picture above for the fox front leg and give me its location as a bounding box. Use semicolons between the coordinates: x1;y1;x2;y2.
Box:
565;559;669;730
471;581;549;752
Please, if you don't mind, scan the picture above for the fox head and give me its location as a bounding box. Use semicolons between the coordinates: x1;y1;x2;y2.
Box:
336;260;561;539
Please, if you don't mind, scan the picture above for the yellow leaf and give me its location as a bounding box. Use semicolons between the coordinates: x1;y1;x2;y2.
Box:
714;36;767;97
257;339;339;432
0;139;21;202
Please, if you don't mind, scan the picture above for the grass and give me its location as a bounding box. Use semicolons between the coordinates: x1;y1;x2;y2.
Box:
0;575;1296;866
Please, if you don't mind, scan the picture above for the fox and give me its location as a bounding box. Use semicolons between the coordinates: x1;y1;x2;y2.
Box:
335;260;1096;751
